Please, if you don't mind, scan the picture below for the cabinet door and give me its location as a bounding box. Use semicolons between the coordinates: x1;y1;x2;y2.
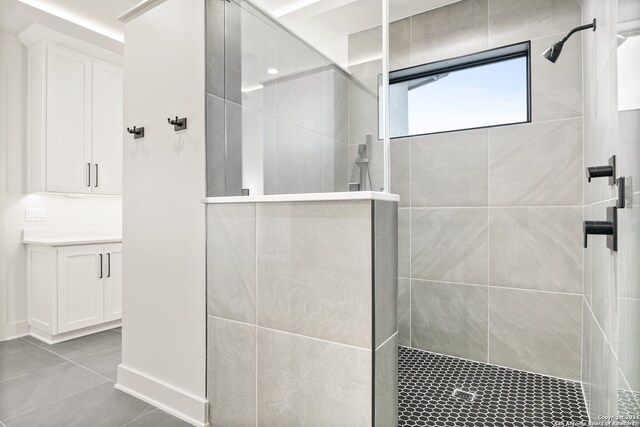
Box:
46;45;93;193
92;61;124;195
103;244;123;322
57;245;104;333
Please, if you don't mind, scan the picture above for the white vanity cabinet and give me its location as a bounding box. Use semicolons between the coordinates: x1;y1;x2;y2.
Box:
27;241;122;343
26;41;123;195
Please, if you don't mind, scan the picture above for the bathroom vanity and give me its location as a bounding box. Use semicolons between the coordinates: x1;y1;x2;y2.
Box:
24;231;122;344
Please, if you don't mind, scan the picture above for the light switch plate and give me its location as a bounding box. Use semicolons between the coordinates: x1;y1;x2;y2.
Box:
25;208;46;222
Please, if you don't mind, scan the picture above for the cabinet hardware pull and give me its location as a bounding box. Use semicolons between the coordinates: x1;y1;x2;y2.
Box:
95;164;99;187
107;253;111;278
87;163;91;187
99;254;103;278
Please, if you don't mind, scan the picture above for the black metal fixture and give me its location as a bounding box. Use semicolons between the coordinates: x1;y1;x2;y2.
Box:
127;126;144;139
168;116;187;131
616;176;626;208
583;206;617;251
586;155;615;184
542;19;596;63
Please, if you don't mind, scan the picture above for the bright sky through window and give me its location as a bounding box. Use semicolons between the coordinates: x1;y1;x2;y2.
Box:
387;43;530;138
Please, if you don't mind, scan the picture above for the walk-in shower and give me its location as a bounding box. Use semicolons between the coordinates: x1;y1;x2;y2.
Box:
204;0;640;425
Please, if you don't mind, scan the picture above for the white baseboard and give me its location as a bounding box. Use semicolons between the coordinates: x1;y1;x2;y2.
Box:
116;364;209;427
3;320;29;340
30;320;121;344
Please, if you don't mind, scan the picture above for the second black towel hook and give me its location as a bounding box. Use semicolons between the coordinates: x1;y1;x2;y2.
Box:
168;116;187;131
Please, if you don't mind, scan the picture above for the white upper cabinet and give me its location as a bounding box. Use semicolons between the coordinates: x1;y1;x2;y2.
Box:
93;61;124;195
46;45;93;193
27;42;123;195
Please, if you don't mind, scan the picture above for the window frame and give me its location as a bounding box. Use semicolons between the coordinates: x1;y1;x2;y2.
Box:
384;41;532;139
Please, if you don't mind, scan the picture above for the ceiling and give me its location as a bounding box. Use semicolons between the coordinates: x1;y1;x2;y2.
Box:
0;0;458;61
252;0;459;67
0;0;138;52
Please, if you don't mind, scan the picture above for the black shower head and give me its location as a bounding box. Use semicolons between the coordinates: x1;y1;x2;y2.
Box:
541;19;596;63
541;41;564;63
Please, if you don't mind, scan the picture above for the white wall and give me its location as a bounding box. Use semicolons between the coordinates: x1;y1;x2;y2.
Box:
0;30;122;341
117;0;207;425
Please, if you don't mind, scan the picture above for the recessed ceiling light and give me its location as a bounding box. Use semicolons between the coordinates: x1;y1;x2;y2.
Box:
267;68;279;75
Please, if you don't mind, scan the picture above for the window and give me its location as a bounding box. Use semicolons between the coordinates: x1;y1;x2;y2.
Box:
387;42;530;138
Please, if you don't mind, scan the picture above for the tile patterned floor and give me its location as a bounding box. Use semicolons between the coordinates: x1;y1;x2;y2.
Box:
398;346;590;427
0;329;190;427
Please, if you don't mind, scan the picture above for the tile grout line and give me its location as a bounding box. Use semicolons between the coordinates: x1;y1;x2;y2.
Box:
19;338;116;384
119;408;158;427
1;380;111;425
208;315;372;353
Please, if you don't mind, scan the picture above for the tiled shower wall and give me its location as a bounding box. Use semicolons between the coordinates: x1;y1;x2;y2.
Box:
581;0;640;419
206;0;350;197
387;0;585;380
206;200;398;426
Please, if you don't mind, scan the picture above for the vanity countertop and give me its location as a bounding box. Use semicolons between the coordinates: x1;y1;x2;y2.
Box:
23;229;122;247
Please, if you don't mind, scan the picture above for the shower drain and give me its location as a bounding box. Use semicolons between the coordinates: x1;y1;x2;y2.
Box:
452;389;475;402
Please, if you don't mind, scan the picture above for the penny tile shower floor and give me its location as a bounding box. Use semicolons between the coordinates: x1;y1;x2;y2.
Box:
398;346;590;427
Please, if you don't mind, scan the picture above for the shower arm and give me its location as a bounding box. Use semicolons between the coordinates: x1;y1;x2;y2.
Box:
561;19;596;43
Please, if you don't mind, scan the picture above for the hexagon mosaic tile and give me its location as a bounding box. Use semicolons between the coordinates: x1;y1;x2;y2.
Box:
398;346;589;426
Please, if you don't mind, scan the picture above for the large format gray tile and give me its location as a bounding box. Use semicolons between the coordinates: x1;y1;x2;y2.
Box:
411;280;488;362
321;138;348;192
0;346;65;382
489;207;583;293
374;200;399;347
349;74;380;147
256;201;372;348
488;0;581;47
411;129;488;207
397;278;411;347
347;25;381;70
375;333;398;426
207;203;256;324
390;138;410;207
205;0;224;98
257;328;371;426
488;287;582;380
589;200;617;346
0;362;107;421
224;100;244;196
0;338;36;357
206;94;226;197
44;330;121;381
275;120;323;195
398;208;410;278
531;34;582;122
390;17;411;71
207;316;256;427
3;382;154;427
488;118;583;206
322;63;349;144
411;0;488;65
276;30;323;134
122;409;192;427
411;208;488;284
240;106;276;195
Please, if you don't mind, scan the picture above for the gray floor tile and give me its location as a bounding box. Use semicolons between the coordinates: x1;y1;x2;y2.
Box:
0;346;65;382
0;362;108;421
22;336;46;348
122;409;192;427
3;382;154;427
0;339;37;357
39;331;122;381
